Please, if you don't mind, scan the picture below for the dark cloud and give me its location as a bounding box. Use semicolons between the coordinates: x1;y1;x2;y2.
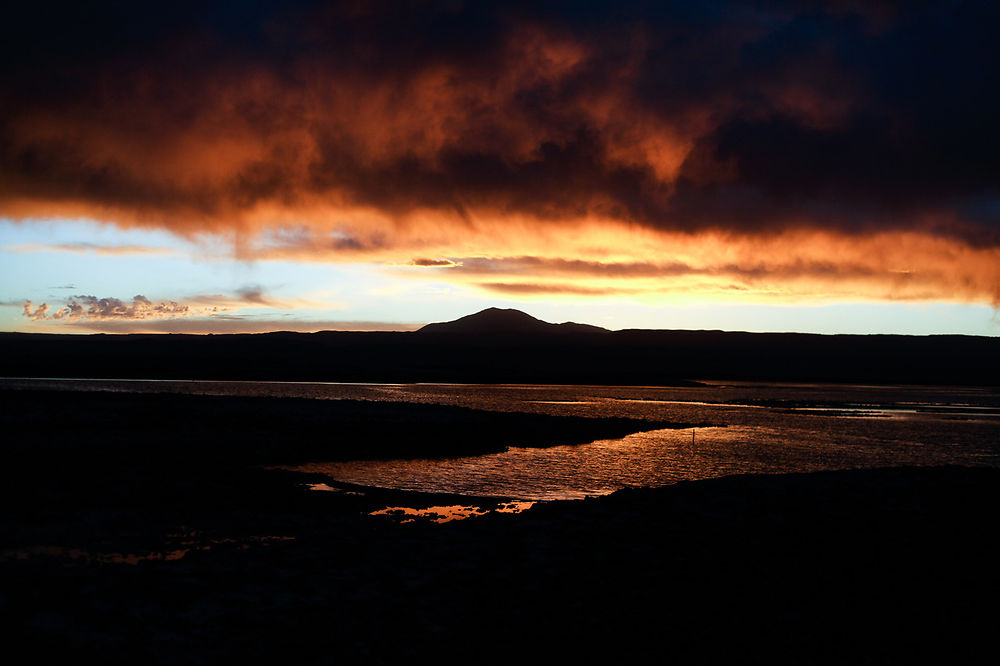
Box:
1;1;998;245
234;286;270;305
478;282;636;296
187;287;301;310
432;255;893;281
447;257;691;278
410;258;460;267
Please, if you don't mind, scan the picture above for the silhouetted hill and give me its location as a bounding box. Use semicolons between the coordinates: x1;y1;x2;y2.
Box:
417;308;608;335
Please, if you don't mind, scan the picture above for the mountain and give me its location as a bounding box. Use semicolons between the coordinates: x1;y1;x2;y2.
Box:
417;308;608;335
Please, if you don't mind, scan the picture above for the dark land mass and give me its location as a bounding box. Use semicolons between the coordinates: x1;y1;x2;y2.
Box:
2;459;996;663
3;307;1000;385
0;387;997;663
2;388;692;464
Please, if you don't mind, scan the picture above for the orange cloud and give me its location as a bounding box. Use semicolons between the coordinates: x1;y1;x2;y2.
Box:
3;2;998;307
266;224;1000;305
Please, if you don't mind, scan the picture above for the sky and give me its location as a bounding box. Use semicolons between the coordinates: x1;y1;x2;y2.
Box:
2;1;999;335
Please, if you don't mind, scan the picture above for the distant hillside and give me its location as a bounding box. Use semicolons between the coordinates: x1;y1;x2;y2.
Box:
2;311;999;385
418;308;608;335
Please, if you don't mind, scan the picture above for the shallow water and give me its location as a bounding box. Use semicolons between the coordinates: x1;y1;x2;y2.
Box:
6;377;1000;500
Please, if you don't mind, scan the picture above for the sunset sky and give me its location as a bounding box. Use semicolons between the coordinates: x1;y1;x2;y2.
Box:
2;1;999;335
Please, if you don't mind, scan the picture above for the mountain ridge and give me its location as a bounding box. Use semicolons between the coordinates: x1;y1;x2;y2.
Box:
417;307;608;335
3;310;1000;385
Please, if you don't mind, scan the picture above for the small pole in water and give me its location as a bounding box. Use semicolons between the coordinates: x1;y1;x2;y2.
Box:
692;428;696;445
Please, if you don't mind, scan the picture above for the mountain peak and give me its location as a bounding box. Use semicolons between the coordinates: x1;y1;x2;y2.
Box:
417;308;607;335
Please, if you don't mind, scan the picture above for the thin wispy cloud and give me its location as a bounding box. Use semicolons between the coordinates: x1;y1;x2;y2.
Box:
408;258;462;268
8;243;175;256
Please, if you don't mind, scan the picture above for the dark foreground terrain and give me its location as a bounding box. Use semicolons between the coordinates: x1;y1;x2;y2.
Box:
2;389;997;664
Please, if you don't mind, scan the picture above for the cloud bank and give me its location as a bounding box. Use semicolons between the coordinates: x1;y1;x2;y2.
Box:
2;1;999;303
20;287;312;325
24;295;204;321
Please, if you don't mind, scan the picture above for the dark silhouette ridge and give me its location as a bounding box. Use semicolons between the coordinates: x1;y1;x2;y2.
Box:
2;308;1000;385
417;307;608;335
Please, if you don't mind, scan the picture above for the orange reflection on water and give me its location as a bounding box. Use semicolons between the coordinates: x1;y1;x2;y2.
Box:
495;501;537;514
305;482;365;495
370;502;535;524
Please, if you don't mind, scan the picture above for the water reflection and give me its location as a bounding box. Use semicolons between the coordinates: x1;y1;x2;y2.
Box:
295;421;998;501
305;483;364;495
6;378;999;499
370;502;535;523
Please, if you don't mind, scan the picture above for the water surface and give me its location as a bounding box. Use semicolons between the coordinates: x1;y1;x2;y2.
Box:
7;378;999;500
